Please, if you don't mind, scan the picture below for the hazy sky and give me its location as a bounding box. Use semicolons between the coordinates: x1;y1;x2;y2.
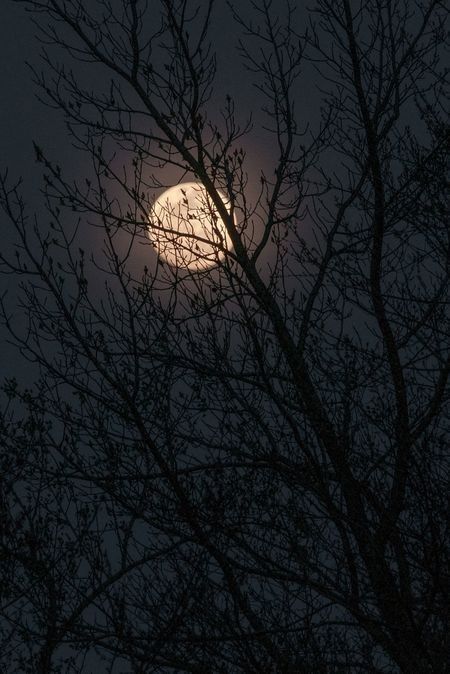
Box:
0;0;330;391
0;0;292;384
1;3;49;383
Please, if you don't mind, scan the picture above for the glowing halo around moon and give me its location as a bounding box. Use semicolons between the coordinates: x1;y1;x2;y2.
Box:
148;182;233;271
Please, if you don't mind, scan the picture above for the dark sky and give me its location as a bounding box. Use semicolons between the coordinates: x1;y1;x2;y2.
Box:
1;3;70;181
0;0;337;406
1;3;50;384
0;1;308;385
0;4;447;673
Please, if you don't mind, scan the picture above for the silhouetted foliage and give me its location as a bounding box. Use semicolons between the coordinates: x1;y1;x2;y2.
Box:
1;0;449;672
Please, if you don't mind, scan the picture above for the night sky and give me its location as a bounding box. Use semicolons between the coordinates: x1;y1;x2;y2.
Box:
1;1;271;378
0;0;322;385
0;1;448;672
1;3;64;383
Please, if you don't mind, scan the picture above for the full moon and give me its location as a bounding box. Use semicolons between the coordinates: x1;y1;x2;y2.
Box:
148;182;233;270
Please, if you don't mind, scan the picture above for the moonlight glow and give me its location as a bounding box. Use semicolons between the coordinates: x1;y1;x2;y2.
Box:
148;182;233;270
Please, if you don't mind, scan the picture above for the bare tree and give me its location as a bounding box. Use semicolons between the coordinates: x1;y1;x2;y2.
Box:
1;0;449;672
